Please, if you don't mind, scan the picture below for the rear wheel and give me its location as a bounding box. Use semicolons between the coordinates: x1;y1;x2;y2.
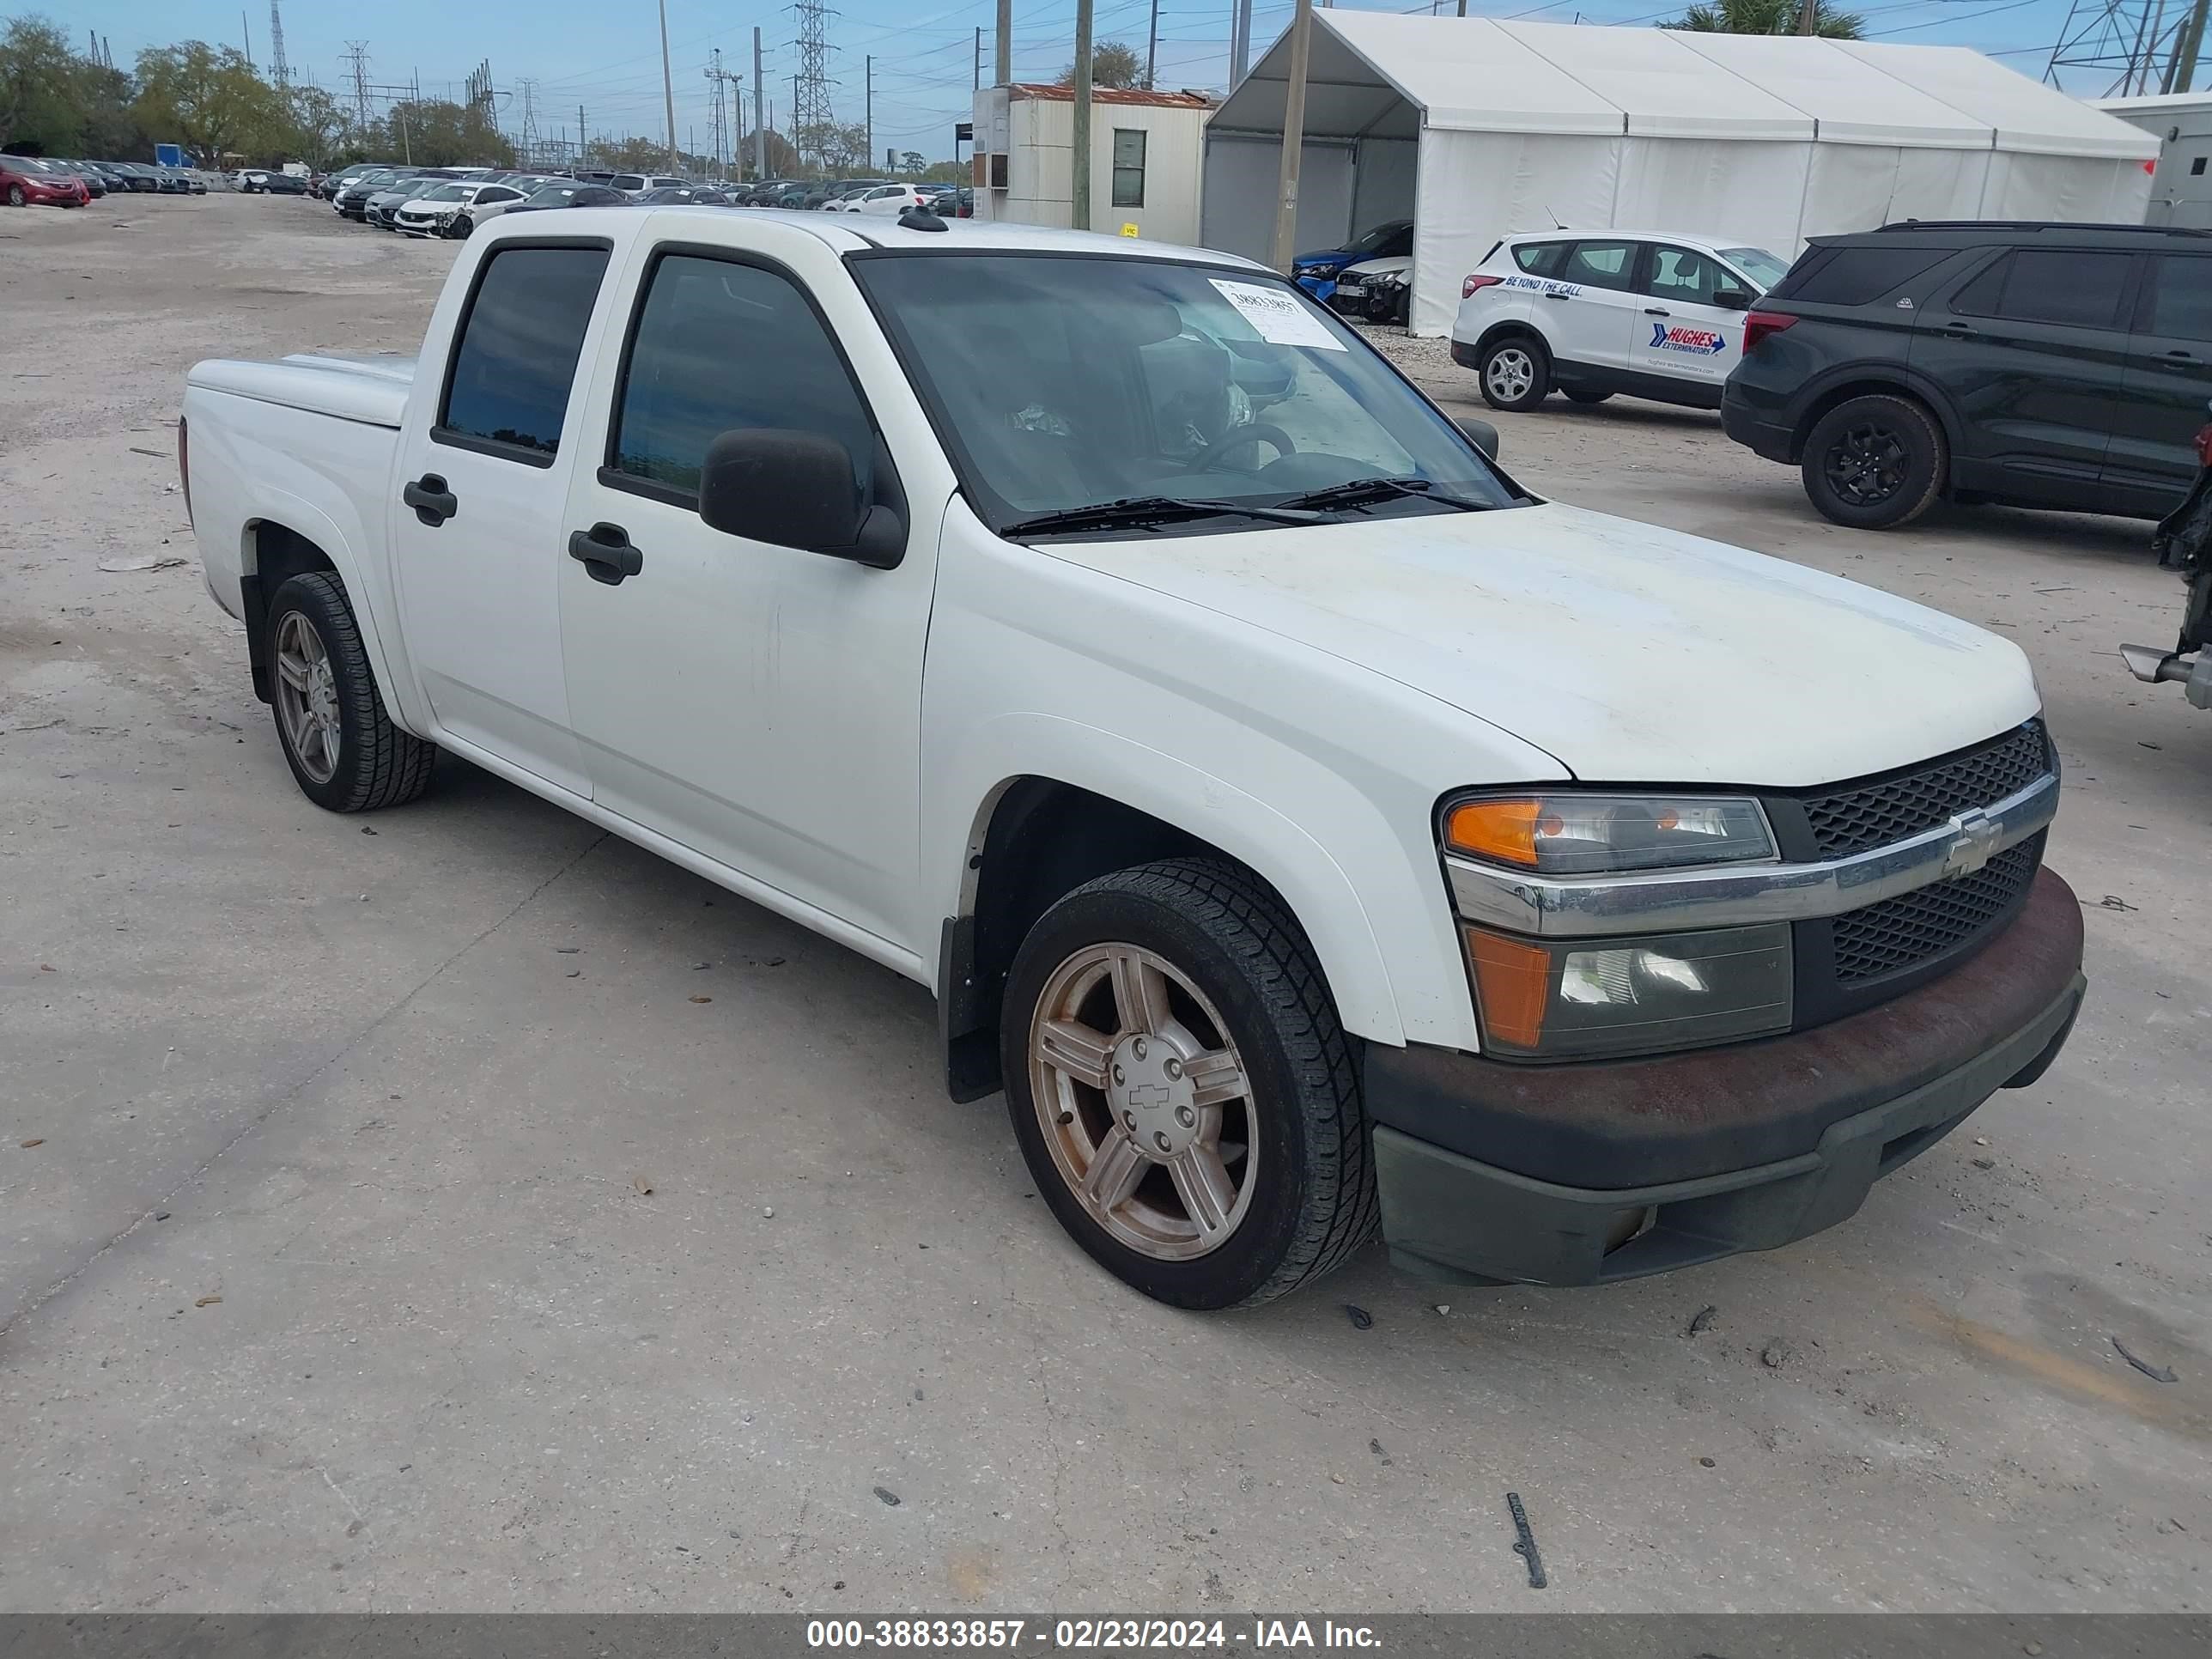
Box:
1001;860;1377;1309
1801;393;1947;530
1478;335;1550;412
5;185;24;208
265;572;436;813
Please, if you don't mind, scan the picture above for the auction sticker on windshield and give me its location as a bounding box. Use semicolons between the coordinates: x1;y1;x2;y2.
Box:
1209;278;1347;351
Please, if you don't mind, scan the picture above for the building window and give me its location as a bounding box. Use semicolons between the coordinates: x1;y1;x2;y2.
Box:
1110;128;1146;210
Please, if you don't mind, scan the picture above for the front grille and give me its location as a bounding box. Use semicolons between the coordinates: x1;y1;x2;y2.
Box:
1803;720;2048;858
1830;842;2038;985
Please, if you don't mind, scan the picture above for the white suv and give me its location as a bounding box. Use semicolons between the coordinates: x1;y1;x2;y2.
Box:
1450;231;1790;414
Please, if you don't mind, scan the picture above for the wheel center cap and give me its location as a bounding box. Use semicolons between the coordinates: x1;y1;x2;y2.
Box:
1108;1034;1200;1158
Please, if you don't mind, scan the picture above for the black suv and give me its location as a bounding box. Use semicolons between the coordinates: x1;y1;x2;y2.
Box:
1723;222;2212;530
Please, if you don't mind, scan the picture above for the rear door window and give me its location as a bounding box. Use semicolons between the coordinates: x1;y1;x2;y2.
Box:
1776;245;1956;306
1950;249;2133;331
439;244;611;464
1561;240;1638;292
2142;253;2212;343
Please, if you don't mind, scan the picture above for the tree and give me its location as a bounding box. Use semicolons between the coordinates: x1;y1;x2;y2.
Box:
0;15;89;153
134;41;289;167
1665;0;1863;37
378;98;514;167
285;84;347;168
1056;39;1146;89
738;126;801;178
899;149;926;175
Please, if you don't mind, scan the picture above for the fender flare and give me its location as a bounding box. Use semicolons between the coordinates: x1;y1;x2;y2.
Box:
1783;363;1964;463
243;486;425;738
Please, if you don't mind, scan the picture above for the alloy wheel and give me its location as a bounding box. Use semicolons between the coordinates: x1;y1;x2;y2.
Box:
273;610;341;785
1026;942;1256;1261
1824;422;1909;507
1486;347;1534;403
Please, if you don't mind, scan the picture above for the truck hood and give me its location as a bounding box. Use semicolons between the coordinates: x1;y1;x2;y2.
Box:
1050;501;2039;788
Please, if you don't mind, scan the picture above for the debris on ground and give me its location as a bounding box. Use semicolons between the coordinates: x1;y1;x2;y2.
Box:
20;1138;46;1149
2099;895;2138;911
690;995;713;1004
2112;1337;2179;1383
1506;1492;1547;1589
762;1206;775;1218
632;1175;655;1196
872;1486;901;1507
1345;1304;1374;1330
97;554;187;573
1761;1340;1790;1369
1699;1455;1717;1468
1688;1304;1718;1336
194;1295;222;1307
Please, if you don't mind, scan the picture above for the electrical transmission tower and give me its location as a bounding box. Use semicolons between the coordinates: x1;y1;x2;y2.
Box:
268;0;289;84
344;42;374;137
705;49;742;179
791;0;839;169
2045;0;2197;94
465;59;497;135
519;78;542;167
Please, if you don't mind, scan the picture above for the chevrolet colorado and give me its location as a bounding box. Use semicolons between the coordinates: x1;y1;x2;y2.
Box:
179;209;2085;1308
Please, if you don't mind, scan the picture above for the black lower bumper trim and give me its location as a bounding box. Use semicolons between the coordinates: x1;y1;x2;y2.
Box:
1373;971;2084;1287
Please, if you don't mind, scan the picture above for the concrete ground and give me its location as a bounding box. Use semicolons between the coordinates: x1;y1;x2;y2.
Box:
1;194;2207;1614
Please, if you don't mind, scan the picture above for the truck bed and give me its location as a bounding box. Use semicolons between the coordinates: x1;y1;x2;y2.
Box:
185;350;417;428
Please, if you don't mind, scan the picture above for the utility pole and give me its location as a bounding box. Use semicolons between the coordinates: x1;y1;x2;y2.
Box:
579;104;587;166
1231;0;1252;86
657;0;679;173
866;56;873;171
242;9;252;69
996;0;1012;83
1072;0;1094;229
975;27;982;90
754;27;768;179
2172;0;2209;90
1797;0;1817;34
1146;0;1159;87
1269;0;1313;273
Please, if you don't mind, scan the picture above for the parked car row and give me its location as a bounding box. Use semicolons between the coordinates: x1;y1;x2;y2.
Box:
0;155;209;205
1445;219;2212;533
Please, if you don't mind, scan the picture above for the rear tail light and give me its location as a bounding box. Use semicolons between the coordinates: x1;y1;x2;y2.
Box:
178;416;191;529
1742;309;1798;354
1462;273;1503;300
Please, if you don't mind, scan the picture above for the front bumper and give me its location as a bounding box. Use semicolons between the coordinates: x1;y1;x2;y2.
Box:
1367;867;2085;1286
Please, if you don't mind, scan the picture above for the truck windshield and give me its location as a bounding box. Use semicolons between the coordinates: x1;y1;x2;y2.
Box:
856;252;1516;535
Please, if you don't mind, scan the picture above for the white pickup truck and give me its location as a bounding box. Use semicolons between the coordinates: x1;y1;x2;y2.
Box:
180;209;2085;1309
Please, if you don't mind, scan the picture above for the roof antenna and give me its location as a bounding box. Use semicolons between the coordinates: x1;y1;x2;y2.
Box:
1546;204;1566;229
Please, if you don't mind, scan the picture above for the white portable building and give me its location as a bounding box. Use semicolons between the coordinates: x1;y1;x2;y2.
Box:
2094;93;2212;226
1202;15;2160;334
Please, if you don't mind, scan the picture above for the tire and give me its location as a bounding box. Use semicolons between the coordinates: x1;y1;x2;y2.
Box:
264;571;436;813
1477;334;1550;412
5;185;24;208
1801;392;1947;530
450;214;474;239
1000;859;1377;1310
1563;387;1613;405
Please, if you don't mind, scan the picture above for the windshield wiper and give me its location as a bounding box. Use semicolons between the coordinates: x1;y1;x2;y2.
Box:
1000;495;1328;538
1274;476;1493;514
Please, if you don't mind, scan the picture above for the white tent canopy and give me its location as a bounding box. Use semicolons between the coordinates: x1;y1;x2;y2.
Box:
1202;15;2160;335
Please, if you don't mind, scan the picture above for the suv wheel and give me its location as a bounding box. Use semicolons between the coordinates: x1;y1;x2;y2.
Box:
1802;394;1947;530
1478;336;1550;411
1000;860;1377;1309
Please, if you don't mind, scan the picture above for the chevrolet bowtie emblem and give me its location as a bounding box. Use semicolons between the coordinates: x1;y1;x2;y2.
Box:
1942;808;2002;878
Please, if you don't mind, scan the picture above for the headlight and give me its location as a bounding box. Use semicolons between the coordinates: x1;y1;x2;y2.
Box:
1443;793;1774;875
1463;921;1792;1060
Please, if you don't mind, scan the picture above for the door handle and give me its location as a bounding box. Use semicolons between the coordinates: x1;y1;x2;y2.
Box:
1644;307;1670;317
1542;290;1571;301
402;473;457;527
1941;321;1977;336
568;522;643;586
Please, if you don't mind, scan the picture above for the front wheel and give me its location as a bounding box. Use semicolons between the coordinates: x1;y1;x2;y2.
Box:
1478;335;1550;412
1801;393;1947;530
265;571;437;812
5;185;24;208
1001;860;1377;1309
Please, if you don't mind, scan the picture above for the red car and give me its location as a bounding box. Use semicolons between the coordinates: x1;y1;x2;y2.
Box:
0;155;92;208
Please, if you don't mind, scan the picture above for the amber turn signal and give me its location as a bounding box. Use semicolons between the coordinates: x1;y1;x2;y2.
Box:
1443;798;1549;867
1464;927;1553;1049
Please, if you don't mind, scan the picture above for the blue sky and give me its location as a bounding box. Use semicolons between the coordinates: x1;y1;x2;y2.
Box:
37;0;2162;161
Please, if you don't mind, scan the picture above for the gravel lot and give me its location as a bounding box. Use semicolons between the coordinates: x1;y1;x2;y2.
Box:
2;194;2209;1614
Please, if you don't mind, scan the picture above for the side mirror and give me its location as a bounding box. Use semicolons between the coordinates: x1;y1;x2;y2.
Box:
1455;416;1500;460
698;428;905;568
1711;287;1753;312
